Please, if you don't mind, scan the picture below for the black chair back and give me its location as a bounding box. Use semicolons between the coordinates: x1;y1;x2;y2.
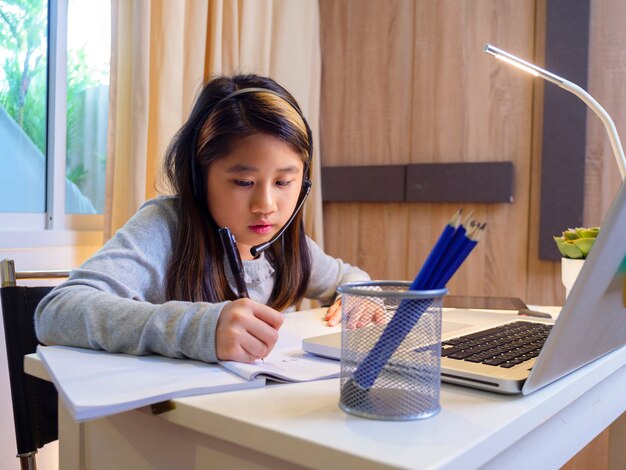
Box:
1;285;59;456
1;258;68;468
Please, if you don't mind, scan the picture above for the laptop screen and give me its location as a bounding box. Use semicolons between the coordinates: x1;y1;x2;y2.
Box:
523;181;626;394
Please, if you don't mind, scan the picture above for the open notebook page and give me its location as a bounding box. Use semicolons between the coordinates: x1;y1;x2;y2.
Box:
219;328;340;382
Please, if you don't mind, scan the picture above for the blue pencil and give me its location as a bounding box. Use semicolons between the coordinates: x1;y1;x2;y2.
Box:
437;223;485;286
425;224;468;289
411;209;463;290
427;218;478;289
351;210;469;390
350;295;434;390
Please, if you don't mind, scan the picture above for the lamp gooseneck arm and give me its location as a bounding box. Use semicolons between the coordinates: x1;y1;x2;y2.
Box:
559;80;626;180
484;43;626;181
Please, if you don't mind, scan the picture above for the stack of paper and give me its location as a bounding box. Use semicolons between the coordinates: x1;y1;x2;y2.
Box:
36;309;341;422
37;345;266;422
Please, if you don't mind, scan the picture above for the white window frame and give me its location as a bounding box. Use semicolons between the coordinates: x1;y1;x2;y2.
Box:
0;0;104;247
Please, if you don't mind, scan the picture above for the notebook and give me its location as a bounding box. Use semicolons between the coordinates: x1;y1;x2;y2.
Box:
37;313;340;422
303;181;626;395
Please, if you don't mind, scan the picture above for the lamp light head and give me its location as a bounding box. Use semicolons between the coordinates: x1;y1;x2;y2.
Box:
483;44;564;85
484;45;539;77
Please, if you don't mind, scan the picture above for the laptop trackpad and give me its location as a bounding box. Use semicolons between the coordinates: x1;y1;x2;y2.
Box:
302;320;472;360
443;320;472;335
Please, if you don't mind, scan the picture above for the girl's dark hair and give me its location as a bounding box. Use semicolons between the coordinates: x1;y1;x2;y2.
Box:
162;74;312;311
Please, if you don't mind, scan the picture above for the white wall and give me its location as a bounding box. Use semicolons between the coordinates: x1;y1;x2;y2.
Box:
1;242;100;470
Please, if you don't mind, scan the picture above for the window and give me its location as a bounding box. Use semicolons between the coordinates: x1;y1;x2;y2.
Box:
0;0;110;232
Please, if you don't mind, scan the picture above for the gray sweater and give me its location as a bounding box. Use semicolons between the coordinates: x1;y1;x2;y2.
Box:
35;197;369;363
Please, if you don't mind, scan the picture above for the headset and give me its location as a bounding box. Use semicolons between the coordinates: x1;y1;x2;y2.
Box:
190;87;313;259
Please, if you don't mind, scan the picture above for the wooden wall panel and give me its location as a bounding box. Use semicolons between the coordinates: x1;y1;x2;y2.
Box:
319;0;535;300
585;0;625;222
319;0;626;307
525;0;563;306
319;0;417;285
526;0;626;306
319;1;416;166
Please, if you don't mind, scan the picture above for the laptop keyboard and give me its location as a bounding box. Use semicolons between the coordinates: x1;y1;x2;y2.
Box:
441;321;553;368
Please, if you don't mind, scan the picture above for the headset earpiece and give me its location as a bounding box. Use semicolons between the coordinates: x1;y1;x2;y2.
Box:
190;87;313;206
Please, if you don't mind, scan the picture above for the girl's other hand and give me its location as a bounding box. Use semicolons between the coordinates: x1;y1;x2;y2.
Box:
216;298;284;363
335;297;386;329
324;297;386;328
324;297;342;327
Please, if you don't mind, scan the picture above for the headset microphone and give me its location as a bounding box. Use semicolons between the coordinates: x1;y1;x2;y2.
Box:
249;179;312;258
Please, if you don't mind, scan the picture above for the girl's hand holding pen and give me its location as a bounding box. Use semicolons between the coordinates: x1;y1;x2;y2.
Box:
216;298;284;363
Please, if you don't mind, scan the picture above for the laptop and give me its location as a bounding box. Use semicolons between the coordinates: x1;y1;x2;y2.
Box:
303;181;626;395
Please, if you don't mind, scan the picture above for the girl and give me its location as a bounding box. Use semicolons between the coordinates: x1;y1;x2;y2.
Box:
35;74;371;364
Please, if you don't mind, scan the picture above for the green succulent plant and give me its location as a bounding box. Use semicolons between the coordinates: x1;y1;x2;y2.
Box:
553;227;600;259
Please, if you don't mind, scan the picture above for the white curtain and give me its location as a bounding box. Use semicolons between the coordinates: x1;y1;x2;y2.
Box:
105;0;323;247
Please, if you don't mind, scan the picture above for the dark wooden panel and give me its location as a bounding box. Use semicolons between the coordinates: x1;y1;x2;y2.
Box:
321;165;406;202
539;0;590;260
321;162;514;203
405;162;514;203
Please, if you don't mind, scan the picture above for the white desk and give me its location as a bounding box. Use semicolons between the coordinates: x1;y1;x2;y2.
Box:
26;309;626;469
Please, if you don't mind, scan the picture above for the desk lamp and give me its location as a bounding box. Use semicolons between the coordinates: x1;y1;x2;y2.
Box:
484;44;626;306
483;43;626;181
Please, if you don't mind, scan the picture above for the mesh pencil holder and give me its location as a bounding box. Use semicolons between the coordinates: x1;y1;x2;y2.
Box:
337;281;447;420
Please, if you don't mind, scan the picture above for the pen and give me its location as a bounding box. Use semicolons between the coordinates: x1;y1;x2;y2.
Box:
218;227;249;298
220;228;269;363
